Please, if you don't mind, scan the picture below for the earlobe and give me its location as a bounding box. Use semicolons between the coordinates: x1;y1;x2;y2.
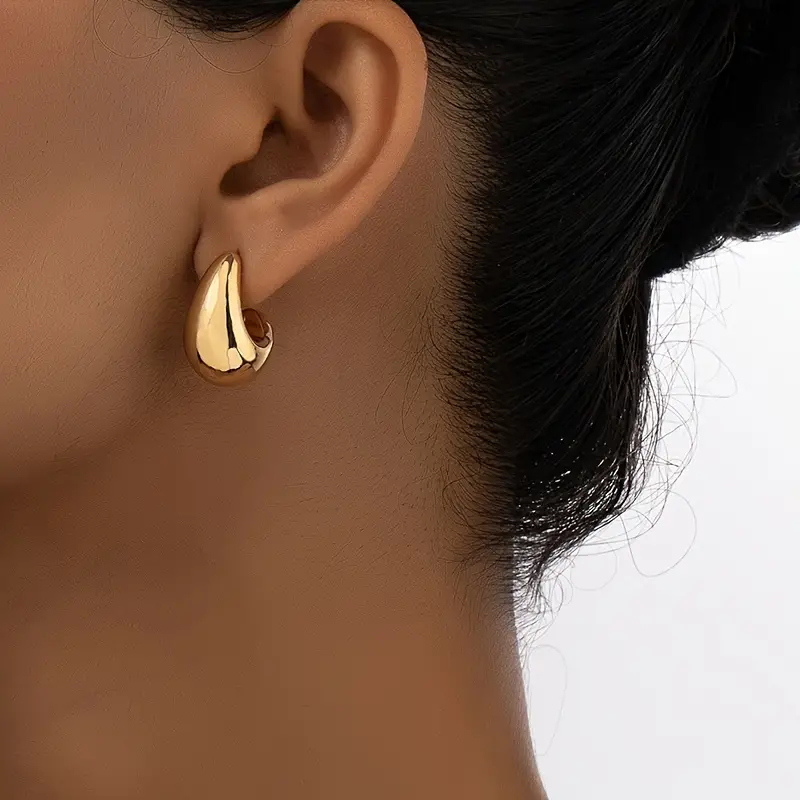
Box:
191;0;428;308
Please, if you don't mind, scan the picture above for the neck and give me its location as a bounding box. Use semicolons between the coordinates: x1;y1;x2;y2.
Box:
0;382;545;799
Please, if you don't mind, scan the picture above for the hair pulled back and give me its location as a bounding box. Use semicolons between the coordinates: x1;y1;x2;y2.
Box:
158;0;800;611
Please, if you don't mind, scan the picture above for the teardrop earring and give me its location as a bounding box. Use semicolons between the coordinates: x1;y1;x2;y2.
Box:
184;252;274;387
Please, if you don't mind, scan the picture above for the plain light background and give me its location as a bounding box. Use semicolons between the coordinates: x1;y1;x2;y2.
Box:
519;228;800;798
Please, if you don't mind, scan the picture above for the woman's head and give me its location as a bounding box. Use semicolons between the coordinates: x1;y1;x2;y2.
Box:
2;0;799;608
0;0;432;481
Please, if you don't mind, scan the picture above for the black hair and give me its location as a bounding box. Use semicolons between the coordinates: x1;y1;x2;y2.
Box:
157;0;800;612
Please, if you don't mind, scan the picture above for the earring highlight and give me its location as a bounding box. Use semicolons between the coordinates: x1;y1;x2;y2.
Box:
184;252;273;387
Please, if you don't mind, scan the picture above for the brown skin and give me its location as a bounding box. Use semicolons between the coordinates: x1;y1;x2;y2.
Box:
0;1;546;797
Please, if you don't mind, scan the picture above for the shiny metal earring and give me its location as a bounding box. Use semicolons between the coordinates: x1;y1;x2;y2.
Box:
184;252;274;387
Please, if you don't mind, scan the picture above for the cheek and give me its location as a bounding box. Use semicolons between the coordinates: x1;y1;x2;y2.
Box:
0;2;194;487
0;4;99;481
0;195;184;489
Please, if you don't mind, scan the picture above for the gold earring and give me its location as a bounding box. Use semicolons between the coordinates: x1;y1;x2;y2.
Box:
184;252;274;387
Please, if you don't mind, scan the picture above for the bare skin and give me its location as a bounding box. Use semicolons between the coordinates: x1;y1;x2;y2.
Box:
0;1;547;797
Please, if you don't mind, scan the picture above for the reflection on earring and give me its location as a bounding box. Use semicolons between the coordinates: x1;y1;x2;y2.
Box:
184;251;274;387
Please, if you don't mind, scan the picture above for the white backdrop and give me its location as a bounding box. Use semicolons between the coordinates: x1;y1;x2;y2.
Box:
521;229;800;798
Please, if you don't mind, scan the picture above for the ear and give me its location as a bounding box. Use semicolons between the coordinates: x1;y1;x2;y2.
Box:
192;0;429;306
